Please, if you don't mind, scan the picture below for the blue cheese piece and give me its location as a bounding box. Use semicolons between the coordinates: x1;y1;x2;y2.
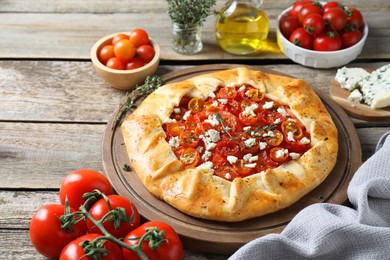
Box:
335;67;369;91
347;89;363;105
359;64;390;108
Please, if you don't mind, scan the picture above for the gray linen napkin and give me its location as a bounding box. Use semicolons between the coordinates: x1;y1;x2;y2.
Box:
229;131;390;260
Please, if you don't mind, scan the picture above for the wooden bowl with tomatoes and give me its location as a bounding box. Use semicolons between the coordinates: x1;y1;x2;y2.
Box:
276;1;368;68
91;29;160;90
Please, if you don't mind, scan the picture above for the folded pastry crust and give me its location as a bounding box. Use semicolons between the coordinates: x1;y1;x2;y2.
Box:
121;68;338;222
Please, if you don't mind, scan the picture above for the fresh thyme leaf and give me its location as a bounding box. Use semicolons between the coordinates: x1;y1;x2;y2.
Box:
113;75;163;129
166;0;216;27
123;164;131;172
215;113;223;123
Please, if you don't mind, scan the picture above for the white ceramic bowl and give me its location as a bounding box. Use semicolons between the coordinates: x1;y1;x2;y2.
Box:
276;6;368;68
91;32;160;90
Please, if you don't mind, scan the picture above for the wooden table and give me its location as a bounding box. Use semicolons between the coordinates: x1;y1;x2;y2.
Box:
1;0;389;259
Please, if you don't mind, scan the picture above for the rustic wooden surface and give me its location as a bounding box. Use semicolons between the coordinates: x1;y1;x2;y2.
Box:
0;0;390;259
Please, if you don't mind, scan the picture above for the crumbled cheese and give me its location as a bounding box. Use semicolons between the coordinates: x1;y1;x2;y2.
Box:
202;150;212;161
244;138;256;147
206;142;216;151
226;82;236;88
244;163;256;168
183;110;192;120
197;146;204;153
300;137;311;145
335;67;370;91
227;155;238;164
204;114;220;127
174;108;181;114
211;100;219;107
218;99;228;104
275;149;286;158
243;126;251;132
238;85;246;92
198;162;214;173
277;108;287;117
242;103;258;117
287;132;295;142
347;89;363;105
225;173;232;180
263;131;274;138
262;101;274;110
206;129;220;142
289;152;300;160
274;118;281;124
208;92;216;99
259;142;267;150
164;118;176;124
168;136;179;148
243;153;258;162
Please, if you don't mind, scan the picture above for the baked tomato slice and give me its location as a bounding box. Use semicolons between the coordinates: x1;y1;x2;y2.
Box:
245;88;264;102
179;131;199;148
188;98;205;112
269;147;289;162
264;130;284;147
233;159;254;177
281;120;304;140
166;122;185;137
215;139;240;157
214;165;240;181
179;147;200;168
217;86;237;99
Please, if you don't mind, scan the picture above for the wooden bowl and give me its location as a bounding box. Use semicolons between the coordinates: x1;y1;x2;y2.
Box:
91;32;160;90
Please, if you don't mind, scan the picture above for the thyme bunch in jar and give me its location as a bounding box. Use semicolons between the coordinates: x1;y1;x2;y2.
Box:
167;0;216;54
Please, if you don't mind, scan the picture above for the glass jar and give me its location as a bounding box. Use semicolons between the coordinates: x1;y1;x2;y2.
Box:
171;22;203;55
215;0;269;55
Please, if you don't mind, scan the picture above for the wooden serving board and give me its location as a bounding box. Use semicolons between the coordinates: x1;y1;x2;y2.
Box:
330;77;390;122
102;64;362;255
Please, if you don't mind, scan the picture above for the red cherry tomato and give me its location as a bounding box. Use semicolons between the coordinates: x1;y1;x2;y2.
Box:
126;57;144;70
59;234;123;260
290;0;313;19
298;2;323;24
129;28;150;48
59;169;113;211
122;221;184;260
303;13;325;36
86;195;141;239
30;204;87;259
137;44;155;63
279;15;300;38
112;33;128;45
289;27;314;49
346;7;364;30
114;39;136;63
341;30;362;48
215;139;240;157
313;32;342;51
106;57;126;70
323;7;348;32
323;1;343;13
98;45;115;65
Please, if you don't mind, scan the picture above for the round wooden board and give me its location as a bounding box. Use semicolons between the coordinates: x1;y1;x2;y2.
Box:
330;76;390;122
102;64;362;255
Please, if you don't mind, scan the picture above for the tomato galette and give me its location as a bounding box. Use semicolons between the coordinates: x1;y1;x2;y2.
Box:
121;67;338;222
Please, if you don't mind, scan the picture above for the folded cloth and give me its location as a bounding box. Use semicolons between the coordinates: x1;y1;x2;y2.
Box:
229;131;390;260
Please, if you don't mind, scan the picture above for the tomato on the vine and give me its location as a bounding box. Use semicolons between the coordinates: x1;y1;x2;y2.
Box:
137;44;155;63
30;204;87;259
279;15;300;38
59;169;113;211
122;221;184;260
313;32;342;51
86;195;140;239
289;27;314;49
129;28;150;48
59;233;123;260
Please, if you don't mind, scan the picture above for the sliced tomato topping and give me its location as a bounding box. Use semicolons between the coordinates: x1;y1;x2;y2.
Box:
238;111;258;126
188;98;205;112
269;147;289;162
281;120;303;140
211;152;229;167
179;131;199;148
215;139;240;157
194;122;213;137
179;148;200;168
213;165;240;181
217;86;238;99
233;159;254;177
166;122;185;137
224;99;240;115
246;88;264;102
264;130;284;147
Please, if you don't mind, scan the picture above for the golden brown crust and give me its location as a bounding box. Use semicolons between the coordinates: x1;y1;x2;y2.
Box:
121;67;338;222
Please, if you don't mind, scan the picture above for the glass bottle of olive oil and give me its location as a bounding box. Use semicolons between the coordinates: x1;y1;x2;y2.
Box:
216;0;269;55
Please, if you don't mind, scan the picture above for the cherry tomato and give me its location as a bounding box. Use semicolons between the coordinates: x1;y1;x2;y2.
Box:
211;152;229;167
216;139;240;157
30;204;87;259
166;122;185;137
298;2;323;24
239;111;258;126
303;13;325;36
269;147;289;162
137;44;155;63
98;45;115;65
233;159;254;177
217;86;238;99
194;121;213;137
281;121;304;140
323;1;343;13
214;165;240;181
114;39;136;63
112;33;128;45
246;88;264;102
224;99;241;115
264;130;284;147
122;221;183;260
179;131;199;148
346;7;364;30
106;57;126;70
289;27;314;49
188;97;205;112
179;147;200;168
129;28;150;48
290;0;313;19
86;195;140;239
59;233;123;260
323;7;348;32
313;32;342;51
126;57;144;70
215;111;241;133
341;29;362;48
59;169;113;210
279;15;300;38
